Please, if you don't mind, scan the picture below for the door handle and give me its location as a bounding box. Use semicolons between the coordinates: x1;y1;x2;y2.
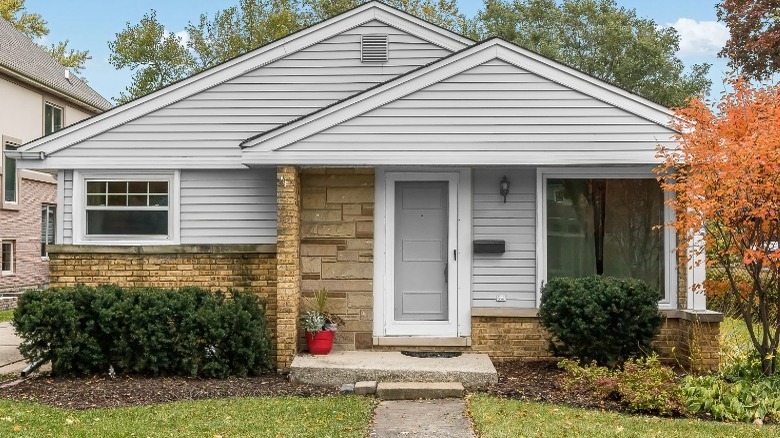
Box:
444;260;448;283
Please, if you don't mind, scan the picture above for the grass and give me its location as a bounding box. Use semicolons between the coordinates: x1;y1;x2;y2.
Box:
468;394;778;438
0;396;374;437
0;309;14;323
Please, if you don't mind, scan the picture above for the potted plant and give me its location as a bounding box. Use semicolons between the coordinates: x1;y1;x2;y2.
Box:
300;290;342;355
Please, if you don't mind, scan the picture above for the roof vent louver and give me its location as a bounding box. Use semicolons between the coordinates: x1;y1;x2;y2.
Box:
361;34;388;63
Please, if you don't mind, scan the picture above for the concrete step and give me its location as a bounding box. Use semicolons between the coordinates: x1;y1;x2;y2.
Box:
376;382;465;400
289;351;498;388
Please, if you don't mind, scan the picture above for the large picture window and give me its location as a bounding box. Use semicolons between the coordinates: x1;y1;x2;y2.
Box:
545;177;666;298
85;180;169;236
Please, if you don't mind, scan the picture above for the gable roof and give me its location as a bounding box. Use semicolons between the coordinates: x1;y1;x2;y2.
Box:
0;18;111;112
15;2;471;158
241;38;677;156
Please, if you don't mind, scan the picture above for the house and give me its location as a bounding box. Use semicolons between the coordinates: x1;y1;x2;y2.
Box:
6;2;721;371
0;18;111;294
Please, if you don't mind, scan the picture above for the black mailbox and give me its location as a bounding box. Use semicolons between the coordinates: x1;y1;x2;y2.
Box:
473;240;505;254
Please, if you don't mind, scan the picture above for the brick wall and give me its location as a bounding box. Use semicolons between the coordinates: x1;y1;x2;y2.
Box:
47;245;277;338
277;166;302;370
469;314;719;370
299;168;374;352
0;177;56;293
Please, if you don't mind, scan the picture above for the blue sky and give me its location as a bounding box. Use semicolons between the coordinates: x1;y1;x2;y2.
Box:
28;0;730;103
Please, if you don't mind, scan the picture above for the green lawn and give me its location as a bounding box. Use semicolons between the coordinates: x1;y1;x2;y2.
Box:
468;394;778;438
0;396;374;437
0;309;14;323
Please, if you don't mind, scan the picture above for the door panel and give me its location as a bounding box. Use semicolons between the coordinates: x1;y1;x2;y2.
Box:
394;181;448;321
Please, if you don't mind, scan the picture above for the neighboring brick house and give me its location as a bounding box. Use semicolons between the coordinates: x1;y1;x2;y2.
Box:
9;3;721;371
0;18;111;293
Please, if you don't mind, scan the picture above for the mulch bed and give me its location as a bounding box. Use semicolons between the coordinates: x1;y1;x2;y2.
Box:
0;360;657;413
0;373;337;410
480;360;623;411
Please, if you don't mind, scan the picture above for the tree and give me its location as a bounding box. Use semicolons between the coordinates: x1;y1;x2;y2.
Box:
108;11;195;104
108;0;471;103
0;0;90;74
656;78;780;376
718;0;780;81
478;0;711;108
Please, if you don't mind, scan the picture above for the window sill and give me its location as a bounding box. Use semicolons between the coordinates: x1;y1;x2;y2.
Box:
0;272;15;277
471;307;724;323
0;203;20;212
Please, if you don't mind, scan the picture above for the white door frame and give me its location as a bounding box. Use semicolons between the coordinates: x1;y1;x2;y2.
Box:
373;168;472;338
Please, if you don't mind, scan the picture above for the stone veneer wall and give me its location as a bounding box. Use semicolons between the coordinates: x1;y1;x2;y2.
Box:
47;245;277;347
299;168;374;351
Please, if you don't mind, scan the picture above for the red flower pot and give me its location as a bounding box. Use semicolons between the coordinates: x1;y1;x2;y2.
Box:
305;330;334;355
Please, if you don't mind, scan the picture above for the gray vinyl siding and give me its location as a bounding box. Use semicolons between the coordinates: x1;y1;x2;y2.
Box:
180;169;277;244
472;168;536;308
52;21;452;168
280;60;676;163
62;169;73;244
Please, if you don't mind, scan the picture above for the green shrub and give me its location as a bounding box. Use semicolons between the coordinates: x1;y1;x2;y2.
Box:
559;355;684;416
539;276;663;367
13;285;273;377
680;354;780;423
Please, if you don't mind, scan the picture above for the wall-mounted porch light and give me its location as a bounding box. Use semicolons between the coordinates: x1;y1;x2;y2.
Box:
500;176;510;203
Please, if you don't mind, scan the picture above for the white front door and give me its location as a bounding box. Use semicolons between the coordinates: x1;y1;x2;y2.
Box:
385;172;459;336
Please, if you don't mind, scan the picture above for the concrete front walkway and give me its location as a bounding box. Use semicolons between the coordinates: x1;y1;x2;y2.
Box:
370;399;475;437
0;322;24;374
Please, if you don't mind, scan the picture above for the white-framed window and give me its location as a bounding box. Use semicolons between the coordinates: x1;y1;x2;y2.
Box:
1;241;14;275
41;203;56;257
44;102;63;135
73;171;180;245
3;140;19;204
536;167;677;309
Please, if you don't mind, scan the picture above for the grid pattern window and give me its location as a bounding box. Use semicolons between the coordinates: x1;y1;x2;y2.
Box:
3;141;18;203
1;241;13;275
44;102;63;135
41;204;56;257
85;180;169;236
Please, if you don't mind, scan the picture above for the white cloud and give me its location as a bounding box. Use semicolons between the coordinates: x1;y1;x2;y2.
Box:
670;18;729;58
174;30;189;47
162;29;189;47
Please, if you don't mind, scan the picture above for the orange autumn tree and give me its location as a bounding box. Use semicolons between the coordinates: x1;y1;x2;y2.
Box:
657;78;780;376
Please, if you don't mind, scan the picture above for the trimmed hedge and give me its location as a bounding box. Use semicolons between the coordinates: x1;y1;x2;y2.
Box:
13;285;273;377
539;276;663;367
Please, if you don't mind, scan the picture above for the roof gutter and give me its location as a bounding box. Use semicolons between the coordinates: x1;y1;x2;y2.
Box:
5;149;45;160
0;65;106;113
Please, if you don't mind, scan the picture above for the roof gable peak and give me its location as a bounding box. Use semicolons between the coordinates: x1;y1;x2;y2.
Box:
19;1;471;157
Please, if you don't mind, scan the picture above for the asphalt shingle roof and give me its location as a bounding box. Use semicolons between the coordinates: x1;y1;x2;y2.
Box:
0;18;111;111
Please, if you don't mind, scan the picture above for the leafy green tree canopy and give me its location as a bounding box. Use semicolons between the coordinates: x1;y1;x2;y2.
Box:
478;0;711;107
0;0;90;74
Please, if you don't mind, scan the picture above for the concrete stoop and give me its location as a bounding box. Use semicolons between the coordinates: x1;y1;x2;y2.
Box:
289;351;498;389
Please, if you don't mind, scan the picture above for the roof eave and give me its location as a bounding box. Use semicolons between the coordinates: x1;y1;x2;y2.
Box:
0;65;108;113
